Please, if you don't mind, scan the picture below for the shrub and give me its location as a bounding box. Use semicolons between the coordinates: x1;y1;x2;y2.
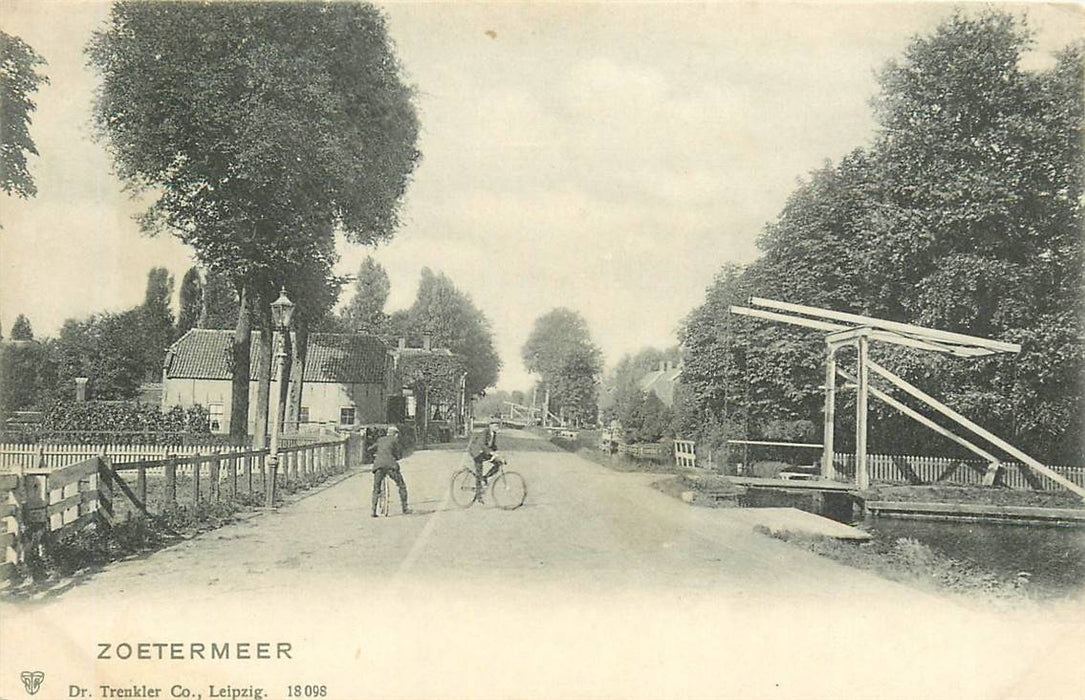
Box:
8;400;215;444
614;389;675;443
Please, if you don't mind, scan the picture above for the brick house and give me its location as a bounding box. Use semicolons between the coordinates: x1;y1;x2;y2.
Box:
162;329;395;433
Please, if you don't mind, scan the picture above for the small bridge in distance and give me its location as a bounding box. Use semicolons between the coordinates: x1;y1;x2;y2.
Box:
500;401;564;429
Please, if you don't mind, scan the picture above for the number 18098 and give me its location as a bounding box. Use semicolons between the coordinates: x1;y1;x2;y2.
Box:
288;685;327;697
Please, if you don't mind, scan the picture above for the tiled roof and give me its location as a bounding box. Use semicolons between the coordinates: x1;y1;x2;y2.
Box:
165;329;388;383
303;333;389;383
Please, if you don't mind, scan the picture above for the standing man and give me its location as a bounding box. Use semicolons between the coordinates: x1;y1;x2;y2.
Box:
368;425;410;517
468;418;503;502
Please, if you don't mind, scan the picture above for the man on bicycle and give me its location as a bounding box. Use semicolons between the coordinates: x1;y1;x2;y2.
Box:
467;418;503;502
367;425;410;517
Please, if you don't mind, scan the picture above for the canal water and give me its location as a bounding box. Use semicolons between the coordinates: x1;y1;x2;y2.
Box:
863;517;1085;598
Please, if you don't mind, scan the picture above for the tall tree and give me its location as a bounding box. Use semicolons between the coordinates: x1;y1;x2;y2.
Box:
177;266;203;336
0;340;55;417
861;12;1083;460
402;268;501;396
681;11;1084;464
53;311;145;401
0;30;48;198
200;270;240;329
283;260;345;434
341;256;390;335
9;313;33;340
522;308;602;425
383;309;413;345
141;267;175;379
88;2;420;438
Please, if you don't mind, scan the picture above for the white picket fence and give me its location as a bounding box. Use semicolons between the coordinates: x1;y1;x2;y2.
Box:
0;443;249;472
832;453;1085;491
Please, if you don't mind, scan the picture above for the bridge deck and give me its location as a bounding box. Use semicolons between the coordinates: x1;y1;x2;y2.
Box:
726;476;858;492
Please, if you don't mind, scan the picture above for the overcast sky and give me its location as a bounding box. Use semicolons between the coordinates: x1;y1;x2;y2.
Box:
1;1;1081;390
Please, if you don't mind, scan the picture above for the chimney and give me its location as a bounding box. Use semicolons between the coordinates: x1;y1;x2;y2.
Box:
398;337;406;351
75;377;88;402
423;333;432;351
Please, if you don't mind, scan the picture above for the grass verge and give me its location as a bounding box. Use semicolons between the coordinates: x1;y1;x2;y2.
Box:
863;484;1085;509
764;528;1033;604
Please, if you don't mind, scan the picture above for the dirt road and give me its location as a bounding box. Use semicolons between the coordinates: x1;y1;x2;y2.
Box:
3;434;1083;699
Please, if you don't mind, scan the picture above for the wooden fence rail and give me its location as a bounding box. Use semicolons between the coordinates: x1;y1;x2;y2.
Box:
1;473;25;582
0;436;352;583
674;440;697;469
617;443;665;459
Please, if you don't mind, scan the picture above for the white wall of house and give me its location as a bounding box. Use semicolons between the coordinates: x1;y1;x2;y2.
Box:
162;378;237;432
297;382;386;427
162;378;388;433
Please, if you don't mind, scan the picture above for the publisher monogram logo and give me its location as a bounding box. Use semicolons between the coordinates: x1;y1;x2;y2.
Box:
20;671;44;696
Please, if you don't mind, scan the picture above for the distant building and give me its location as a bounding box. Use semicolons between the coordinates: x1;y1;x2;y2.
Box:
162;329;395;434
638;360;682;407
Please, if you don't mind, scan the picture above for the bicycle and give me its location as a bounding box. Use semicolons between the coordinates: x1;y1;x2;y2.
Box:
373;468;392;517
450;458;527;510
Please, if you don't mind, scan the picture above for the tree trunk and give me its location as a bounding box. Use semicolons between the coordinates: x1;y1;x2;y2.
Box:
284;319;308;434
228;285;253;442
253;302;273;449
197;271;208;329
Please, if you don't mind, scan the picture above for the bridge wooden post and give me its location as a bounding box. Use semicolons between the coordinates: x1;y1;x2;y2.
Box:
856;333;870;490
821;344;837;480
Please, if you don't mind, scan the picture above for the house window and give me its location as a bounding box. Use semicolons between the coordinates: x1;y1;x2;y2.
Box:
209;404;224;433
299;407;310;424
340;407;356;426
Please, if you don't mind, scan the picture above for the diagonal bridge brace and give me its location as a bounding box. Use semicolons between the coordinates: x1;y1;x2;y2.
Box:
835;367;1000;465
864;359;1085;501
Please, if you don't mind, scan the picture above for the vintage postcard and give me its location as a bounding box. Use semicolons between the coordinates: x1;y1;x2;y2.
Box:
1;1;1083;698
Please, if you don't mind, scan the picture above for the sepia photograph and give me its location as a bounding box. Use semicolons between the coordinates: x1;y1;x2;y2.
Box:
1;1;1083;698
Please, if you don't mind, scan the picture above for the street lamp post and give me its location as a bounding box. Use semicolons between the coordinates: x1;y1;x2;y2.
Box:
264;288;296;508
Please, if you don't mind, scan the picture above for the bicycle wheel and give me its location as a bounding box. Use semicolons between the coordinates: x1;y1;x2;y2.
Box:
450;468;478;508
376;474;390;516
490;471;526;510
